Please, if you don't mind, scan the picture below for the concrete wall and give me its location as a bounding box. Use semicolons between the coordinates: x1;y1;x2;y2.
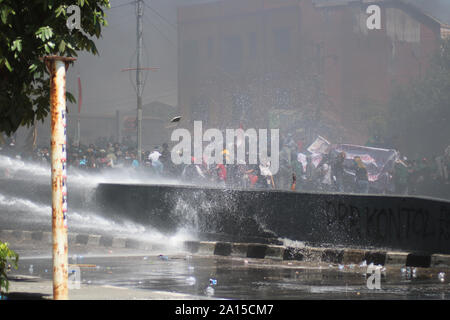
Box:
95;183;450;254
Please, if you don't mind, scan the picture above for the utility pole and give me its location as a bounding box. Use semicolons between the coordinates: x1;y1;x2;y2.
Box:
136;0;143;163
44;55;76;300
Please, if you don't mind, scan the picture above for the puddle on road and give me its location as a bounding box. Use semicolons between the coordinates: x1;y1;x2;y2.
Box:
10;254;450;300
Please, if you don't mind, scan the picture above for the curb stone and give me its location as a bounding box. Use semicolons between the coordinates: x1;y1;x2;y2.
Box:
2;229;450;268
182;240;450;268
0;229;152;251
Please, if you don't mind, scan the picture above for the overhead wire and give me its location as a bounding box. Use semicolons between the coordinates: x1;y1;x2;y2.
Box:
110;0;137;10
142;14;177;49
143;0;177;30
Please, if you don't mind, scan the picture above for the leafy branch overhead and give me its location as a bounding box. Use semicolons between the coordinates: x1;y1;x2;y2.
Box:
0;0;110;136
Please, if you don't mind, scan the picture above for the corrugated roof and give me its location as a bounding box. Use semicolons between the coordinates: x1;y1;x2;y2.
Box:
401;0;450;25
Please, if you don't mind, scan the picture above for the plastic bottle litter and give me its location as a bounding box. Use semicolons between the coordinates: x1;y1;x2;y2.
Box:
205;286;214;296
158;254;169;261
186;276;196;286
438;272;445;282
209;278;217;286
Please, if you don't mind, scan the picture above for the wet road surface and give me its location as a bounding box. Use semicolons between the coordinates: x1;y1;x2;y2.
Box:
11;252;450;300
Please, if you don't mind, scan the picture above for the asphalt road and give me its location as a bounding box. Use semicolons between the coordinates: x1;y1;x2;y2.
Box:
7;244;450;300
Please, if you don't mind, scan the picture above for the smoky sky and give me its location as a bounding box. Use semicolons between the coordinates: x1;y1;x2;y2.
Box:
66;0;179;115
66;0;450;116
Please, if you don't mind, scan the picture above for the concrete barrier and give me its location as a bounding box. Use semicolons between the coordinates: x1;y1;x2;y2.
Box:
95;184;450;255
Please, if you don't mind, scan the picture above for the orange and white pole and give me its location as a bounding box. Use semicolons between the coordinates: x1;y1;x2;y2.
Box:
44;56;76;300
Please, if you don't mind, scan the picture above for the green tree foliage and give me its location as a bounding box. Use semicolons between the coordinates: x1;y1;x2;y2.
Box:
0;241;18;296
0;0;110;136
384;38;450;156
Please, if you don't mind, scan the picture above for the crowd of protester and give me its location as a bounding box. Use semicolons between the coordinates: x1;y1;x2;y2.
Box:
1;134;449;200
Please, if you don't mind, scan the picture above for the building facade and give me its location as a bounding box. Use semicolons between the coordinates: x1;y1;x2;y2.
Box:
177;0;446;144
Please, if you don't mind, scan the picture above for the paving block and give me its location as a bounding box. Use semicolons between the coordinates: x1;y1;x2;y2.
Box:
98;236;113;247
22;231;33;241
197;242;216;255
184;241;200;253
364;251;387;266
265;245;285;261
112;237;127;248
231;243;248;258
431;254;450;268
214;242;232;256
75;234;89;245
87;235;101;246
406;253;431;268
342;249;366;265
322;249;344;264
247;244;267;259
301;247;325;262
385;252;408;266
283;247;305;261
42;232;52;244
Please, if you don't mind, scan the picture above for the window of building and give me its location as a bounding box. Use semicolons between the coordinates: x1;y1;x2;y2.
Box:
182;39;199;78
273;27;291;55
249;32;257;57
191;98;209;122
273;88;292;109
207;36;214;59
222;35;243;72
232;93;252;123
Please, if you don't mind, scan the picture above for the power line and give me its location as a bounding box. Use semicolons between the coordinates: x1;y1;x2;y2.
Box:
110;0;137;9
143;0;177;30
142;14;177;48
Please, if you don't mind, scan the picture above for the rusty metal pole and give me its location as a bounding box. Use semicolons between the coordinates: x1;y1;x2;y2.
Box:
44;56;76;300
136;0;144;163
